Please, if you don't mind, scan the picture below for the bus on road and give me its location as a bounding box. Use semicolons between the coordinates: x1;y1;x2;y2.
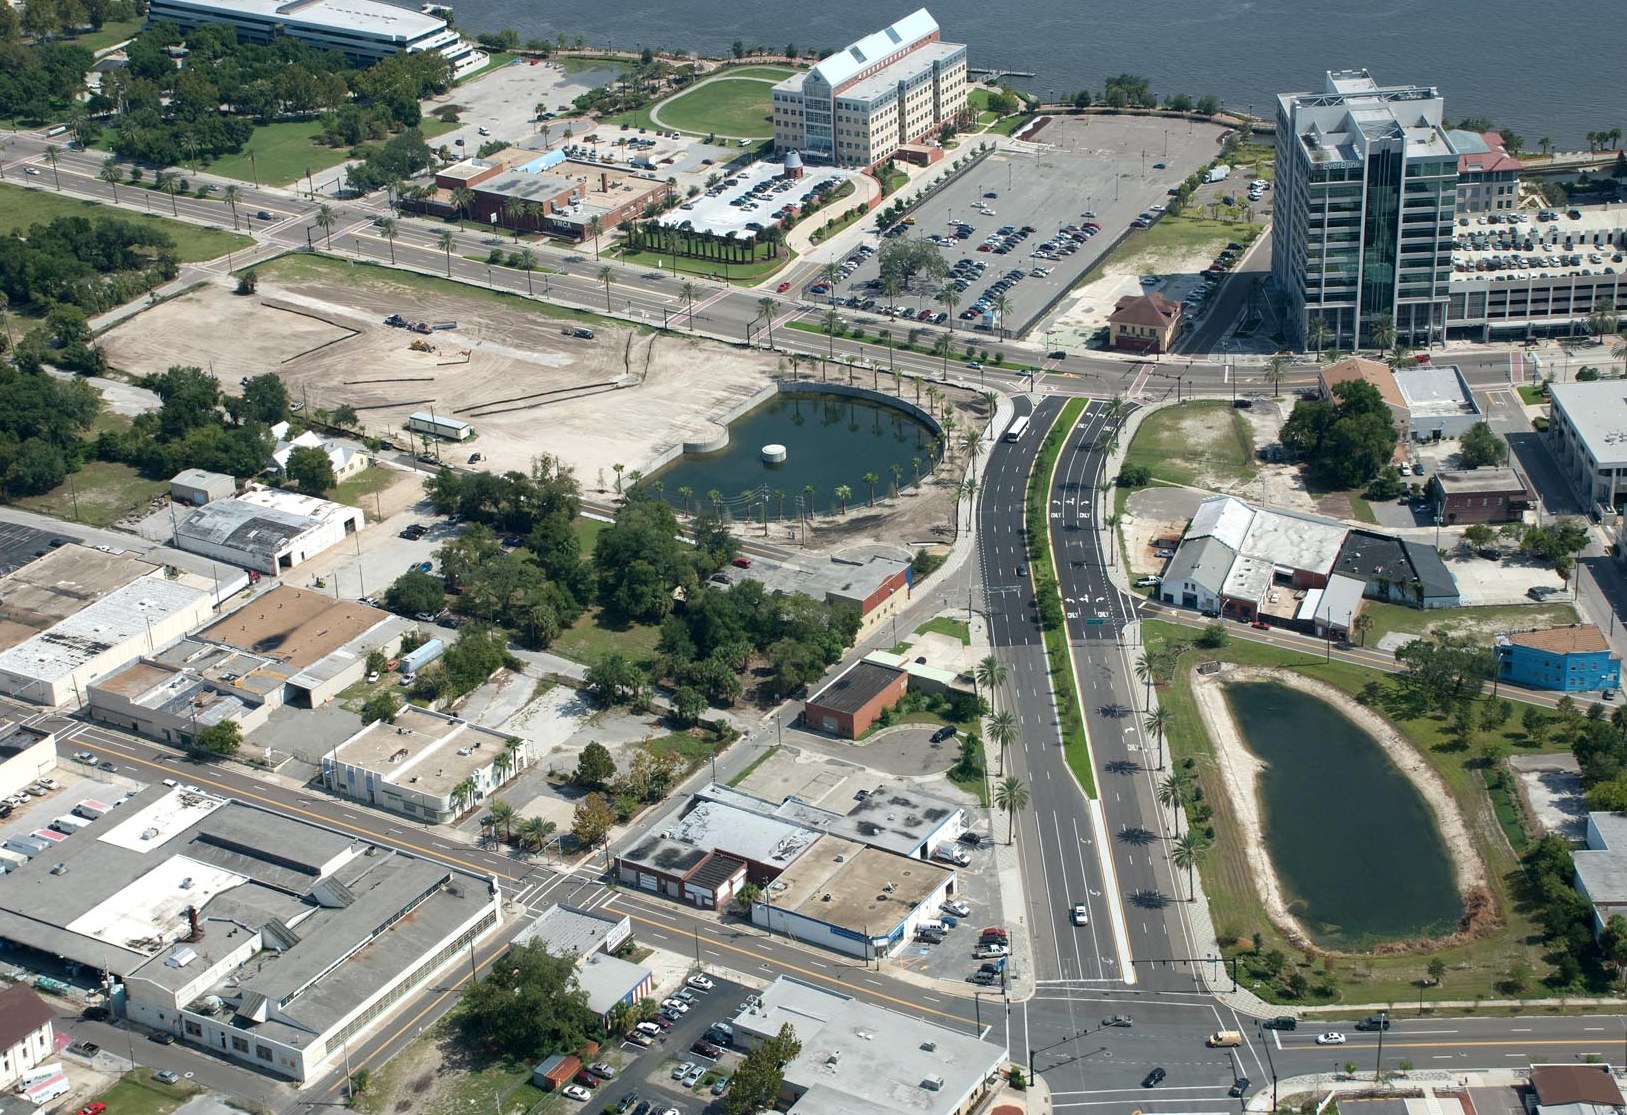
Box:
1004;415;1031;442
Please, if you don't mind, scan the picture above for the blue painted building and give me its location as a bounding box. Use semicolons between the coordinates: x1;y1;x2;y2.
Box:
1497;624;1621;693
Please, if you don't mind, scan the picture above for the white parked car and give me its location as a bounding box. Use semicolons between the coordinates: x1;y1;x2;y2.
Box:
687;974;714;990
1315;1032;1346;1045
561;1085;590;1101
672;1061;696;1080
661;998;689;1014
942;899;971;918
975;944;1010;959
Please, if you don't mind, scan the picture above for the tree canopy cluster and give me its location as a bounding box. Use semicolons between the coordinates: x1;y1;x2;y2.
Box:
454;941;598;1059
1456;421;1507;469
0;40;94;121
0;215;180;321
723;1022;802;1115
94;365;281;479
1279;379;1400;489
91;22;452;165
0;365;100;497
403;626;520;706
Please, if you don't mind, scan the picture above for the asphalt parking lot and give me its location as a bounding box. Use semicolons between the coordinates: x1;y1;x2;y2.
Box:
887;834;1012;987
0;522;79;574
818;117;1227;340
585;975;754;1115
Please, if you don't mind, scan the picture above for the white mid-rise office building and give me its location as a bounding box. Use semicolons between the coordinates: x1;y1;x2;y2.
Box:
145;0;483;73
772;8;968;168
1272;69;1459;351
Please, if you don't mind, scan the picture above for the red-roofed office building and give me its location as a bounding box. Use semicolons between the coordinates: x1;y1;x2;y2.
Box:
1453;130;1522;213
1108;293;1183;355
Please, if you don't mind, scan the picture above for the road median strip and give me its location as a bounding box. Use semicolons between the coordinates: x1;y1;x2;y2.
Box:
1023;397;1096;798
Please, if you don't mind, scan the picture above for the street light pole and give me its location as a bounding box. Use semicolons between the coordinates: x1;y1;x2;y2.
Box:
1373;1009;1388;1083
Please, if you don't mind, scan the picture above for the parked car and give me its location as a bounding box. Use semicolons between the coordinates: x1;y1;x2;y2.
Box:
153;1071;181;1085
672;1062;697;1080
687;974;714;990
587;1062;616;1079
561;1085;591;1102
942;898;972;917
930;725;956;743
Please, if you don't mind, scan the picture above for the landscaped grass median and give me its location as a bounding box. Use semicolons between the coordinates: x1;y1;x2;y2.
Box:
1024;397;1096;798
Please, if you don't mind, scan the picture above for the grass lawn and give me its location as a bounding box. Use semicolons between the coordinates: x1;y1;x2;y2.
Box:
206;119;348;187
723;65;797;81
1122;399;1255;488
644;727;732;774
916;616;971;644
572;515;609;551
1142;619;1549;1005
14;461;167;528
330;465;407;512
0;182;251;263
360;1029;542;1115
658;77;776;138
67;17;143;52
611;243;789;283
254;253;635;332
1136;213;1260;257
457;52;519;85
1355;599;1578;646
1229;141;1276;181
552;605;659;670
94;1070;202;1115
988;114;1033;137
1517;383;1549;406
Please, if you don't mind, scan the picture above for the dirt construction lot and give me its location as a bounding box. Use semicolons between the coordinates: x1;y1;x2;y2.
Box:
99;272;780;489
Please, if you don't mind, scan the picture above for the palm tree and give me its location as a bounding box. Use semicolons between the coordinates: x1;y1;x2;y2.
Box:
449;776;479;817
679;280;698;330
991;293;1012;339
586;215;604;259
378;217;398;263
756;295;776;347
1170;830;1211;902
1157;769;1193;836
958;477;978;533
1305;315;1331;360
157;170;182;215
831;484;850;514
1144;705;1170;770
1265;352;1290;395
450;186;475;220
1351;611;1375;647
862;470;880;507
988;709;1017;775
973;655;1008;699
676;486;694;516
503;736;525;777
598;265;615;311
43;145;61;191
316;203;337;248
221;183;241;227
1368;311;1396;353
503;196;524;240
487;798;515;843
820;261;842;299
516;815;558;855
1587;298;1620;342
99;157;121;203
1385;342;1414;370
960;429;984;461
436;230;456;275
802;483;817;519
994;775;1029;844
821;308;840;376
518;247;537;294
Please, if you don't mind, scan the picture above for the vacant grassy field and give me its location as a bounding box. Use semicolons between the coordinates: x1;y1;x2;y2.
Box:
917;616;970;644
1122;399;1255;489
659;76;776;137
0;182;252;263
331;465;404;512
552;605;660;669
205;120;349;187
15;461;167;528
1357;599;1579;645
1143;619;1550;1006
93;1070;202;1115
253;253;631;331
1136;213;1260;256
611;243;788;283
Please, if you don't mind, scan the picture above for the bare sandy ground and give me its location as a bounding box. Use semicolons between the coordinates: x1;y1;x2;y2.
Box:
1188;663;1488;952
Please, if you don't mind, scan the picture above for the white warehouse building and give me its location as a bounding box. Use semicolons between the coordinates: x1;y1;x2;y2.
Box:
174;488;364;576
144;0;485;74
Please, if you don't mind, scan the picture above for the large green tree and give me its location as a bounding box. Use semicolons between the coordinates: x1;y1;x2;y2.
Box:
454;941;596;1059
385;570;446;617
574;741;616;789
284;444;336;497
1457;421;1506;468
1279;378;1399;489
724;1022;802;1115
240;373;290;425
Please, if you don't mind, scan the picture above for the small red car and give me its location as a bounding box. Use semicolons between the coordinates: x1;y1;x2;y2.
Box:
81;1104;107;1115
776;281;791;293
732;556;751;569
1250;620;1270;631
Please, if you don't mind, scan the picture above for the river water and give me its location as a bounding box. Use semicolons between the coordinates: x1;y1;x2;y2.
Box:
448;0;1614;148
1224;681;1462;949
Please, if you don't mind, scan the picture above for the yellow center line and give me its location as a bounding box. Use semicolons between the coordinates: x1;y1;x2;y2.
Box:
620;908;977;1027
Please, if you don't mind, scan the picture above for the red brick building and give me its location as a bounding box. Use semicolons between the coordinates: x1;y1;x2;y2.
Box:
1430;467;1532;525
1109;292;1183;354
802;660;908;739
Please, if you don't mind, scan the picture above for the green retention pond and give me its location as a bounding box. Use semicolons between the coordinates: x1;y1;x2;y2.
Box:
652;392;937;519
1225;681;1463;949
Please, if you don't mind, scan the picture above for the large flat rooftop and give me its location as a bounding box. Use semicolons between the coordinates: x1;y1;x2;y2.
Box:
1393;366;1477;419
773;845;949;936
0;544;156;652
1549;381;1627;469
805;660;904;715
333;705;508;796
199;586;391;670
669;799;820;869
154;0;444;40
0;578;209;683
